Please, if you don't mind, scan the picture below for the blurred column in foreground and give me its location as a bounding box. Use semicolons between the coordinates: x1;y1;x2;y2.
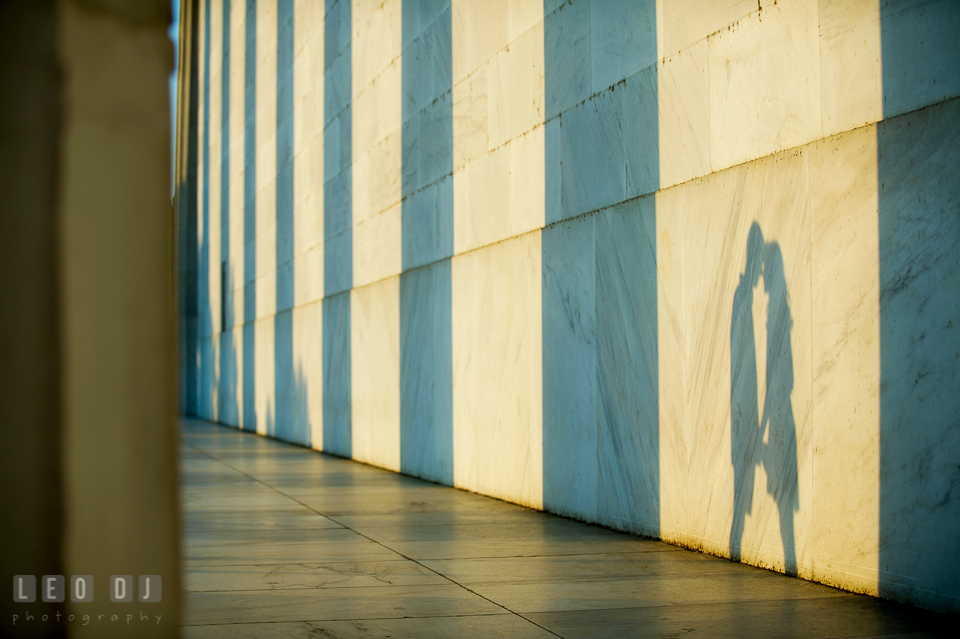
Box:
0;0;180;637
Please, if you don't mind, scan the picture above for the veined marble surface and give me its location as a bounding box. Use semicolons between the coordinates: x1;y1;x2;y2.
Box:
400;1;456;486
322;291;352;457
542;214;598;521
352;0;402;287
454;125;545;253
875;99;960;610
595;197;660;537
293;300;324;450
453;232;543;508
658;39;710;189
452;1;544;254
660;0;757;60
818;0;882;137
808;124;881;591
400;260;454;485
707;0;821;173
879;0;960;120
253;315;275;437
658;145;813;578
351;276;402;472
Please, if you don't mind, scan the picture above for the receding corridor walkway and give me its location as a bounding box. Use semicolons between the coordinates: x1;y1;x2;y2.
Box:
180;420;950;638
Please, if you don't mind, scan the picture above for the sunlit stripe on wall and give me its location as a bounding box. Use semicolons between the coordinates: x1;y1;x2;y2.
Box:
207;0;223;423
242;0;258;432
350;0;403;472
653;0;869;583
219;0;242;428
451;0;545;509
292;0;326;451
225;0;248;429
197;0;214;420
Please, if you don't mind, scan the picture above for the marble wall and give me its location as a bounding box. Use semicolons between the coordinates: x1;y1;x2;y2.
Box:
181;0;960;612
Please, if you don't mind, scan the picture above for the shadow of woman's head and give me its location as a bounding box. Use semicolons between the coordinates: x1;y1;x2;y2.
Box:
745;222;765;287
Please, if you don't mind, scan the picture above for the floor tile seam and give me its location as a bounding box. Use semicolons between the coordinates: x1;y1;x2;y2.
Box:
177;612;515;628
186;559;756;599
363;549;687;561
183;442;325;515
186;440;565;638
183;583;462;594
293;521;634;532
183;563;413;568
182;540;392;546
183;442;265;476
182;560;416;568
428;571;764;587
182;528;347;533
315;524;568;639
450;570;804;584
417;549;682;560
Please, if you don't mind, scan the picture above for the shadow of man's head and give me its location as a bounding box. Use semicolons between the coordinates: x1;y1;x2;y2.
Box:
762;241;787;304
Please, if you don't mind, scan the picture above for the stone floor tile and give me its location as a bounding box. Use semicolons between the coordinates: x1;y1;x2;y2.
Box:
185;560;447;592
376;537;674;561
182;508;344;531
183;526;364;545
183;540;403;566
525;596;953;639
179;419;954;637
421;549;750;585
183;584;505;624
466;571;847;614
181;614;556;638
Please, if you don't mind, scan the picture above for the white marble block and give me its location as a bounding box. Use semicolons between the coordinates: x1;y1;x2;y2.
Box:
809;123;881;594
352;0;402;286
662;146;813;576
351;276;401;472
708;0;821;172
453;232;543;508
452;0;544;254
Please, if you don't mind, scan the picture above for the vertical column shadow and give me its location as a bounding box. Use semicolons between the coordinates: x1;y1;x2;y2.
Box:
322;0;353;456
218;0;240;427
542;0;660;536
274;0;304;445
399;0;454;485
594;196;659;536
198;0;214;420
878;2;960;606
181;0;201;417
242;0;257;432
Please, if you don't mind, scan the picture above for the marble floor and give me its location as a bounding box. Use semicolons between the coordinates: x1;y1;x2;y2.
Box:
180;419;950;638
